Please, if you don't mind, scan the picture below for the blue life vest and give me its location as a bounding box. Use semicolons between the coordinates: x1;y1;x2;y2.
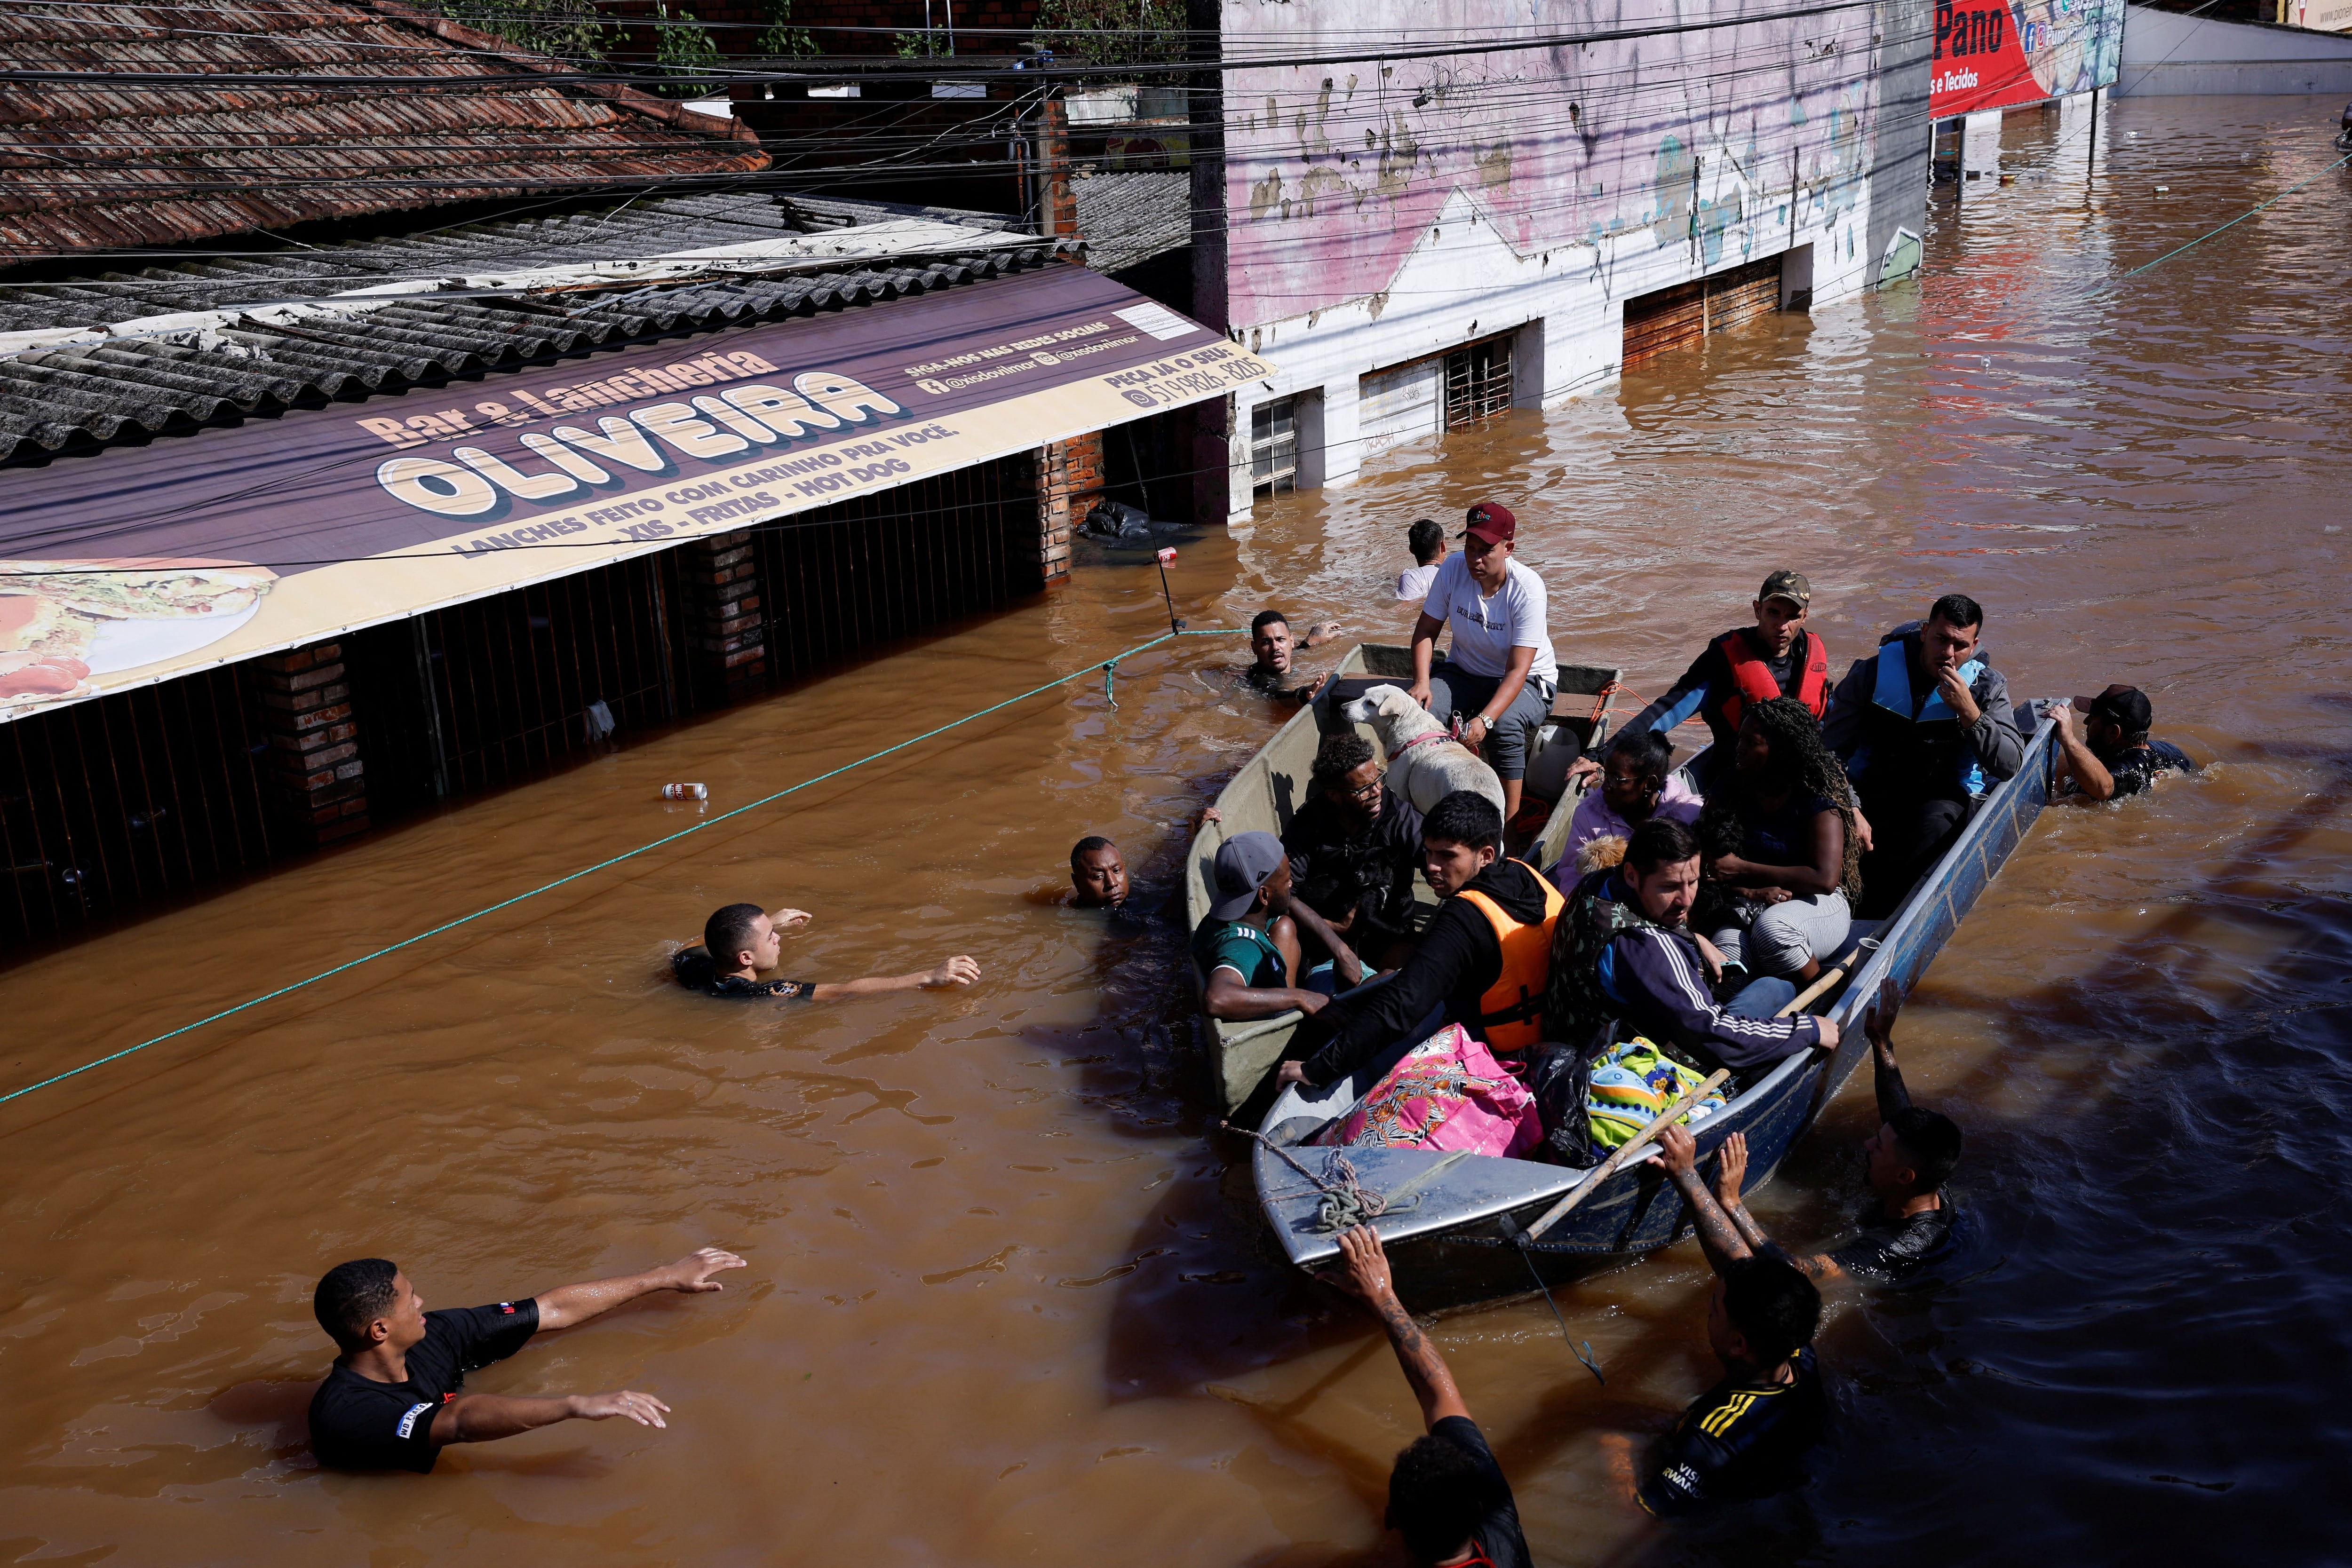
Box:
1848;641;1990;797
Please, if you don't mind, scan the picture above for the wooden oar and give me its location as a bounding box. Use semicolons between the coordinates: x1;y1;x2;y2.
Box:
1523;1068;1731;1241
1774;936;1882;1018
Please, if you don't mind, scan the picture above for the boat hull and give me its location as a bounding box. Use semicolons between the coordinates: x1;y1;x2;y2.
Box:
1250;712;2059;1308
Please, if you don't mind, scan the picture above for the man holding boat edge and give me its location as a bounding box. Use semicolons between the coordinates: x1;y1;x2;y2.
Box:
1601;1243;1828;1520
1193;831;1368;1022
1654;980;1963;1288
1248;609;1344;704
1322;1226;1532;1568
2050;686;2196;803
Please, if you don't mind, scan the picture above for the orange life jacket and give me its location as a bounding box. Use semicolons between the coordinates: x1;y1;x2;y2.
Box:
1454;863;1567;1053
1714;628;1830;733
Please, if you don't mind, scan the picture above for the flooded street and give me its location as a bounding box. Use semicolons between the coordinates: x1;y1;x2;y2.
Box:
5;92;2351;1563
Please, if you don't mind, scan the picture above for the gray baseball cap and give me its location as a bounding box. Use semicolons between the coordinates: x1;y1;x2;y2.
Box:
1208;831;1287;919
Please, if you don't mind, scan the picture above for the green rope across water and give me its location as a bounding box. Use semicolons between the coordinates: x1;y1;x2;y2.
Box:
1;627;1244;1109
2117;149;2352;282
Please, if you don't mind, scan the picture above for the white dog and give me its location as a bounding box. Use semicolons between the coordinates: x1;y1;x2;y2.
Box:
1340;684;1506;816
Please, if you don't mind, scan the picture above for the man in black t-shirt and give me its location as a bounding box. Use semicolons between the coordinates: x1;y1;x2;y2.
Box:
1632;1258;1828;1519
306;1247;744;1473
2051;685;2197;804
673;902;980;1000
1656;980;1964;1289
1323;1227;1531;1568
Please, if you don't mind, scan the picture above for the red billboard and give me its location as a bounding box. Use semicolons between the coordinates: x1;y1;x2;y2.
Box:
1931;0;2127;117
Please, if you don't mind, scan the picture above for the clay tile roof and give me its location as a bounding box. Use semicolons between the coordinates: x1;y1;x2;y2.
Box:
0;0;771;259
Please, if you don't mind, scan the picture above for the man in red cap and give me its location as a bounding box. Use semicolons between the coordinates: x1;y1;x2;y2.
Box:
1405;501;1559;829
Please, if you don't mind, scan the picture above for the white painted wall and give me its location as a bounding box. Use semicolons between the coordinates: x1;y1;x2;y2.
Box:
1222;175;1882;518
2118;3;2352;95
1210;0;1912;521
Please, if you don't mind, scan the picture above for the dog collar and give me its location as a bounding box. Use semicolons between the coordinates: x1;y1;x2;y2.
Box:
1388;731;1454;763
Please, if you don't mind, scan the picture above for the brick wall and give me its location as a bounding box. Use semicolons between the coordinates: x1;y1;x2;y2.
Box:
1036;429;1105;583
251;640;370;846
680;530;770;703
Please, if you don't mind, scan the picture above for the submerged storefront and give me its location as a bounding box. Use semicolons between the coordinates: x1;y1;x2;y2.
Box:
0;262;1273;944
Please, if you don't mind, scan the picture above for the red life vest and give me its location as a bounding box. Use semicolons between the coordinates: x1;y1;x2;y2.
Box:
1713;629;1829;733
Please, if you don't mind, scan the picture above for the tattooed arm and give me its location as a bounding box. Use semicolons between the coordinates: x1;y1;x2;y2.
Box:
1682;1128;1848;1284
1654;1125;1756;1275
1324;1226;1471;1428
1711;1132;1774;1254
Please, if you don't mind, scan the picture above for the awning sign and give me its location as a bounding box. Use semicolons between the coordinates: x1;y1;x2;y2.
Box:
1930;0;2126;117
0;269;1273;721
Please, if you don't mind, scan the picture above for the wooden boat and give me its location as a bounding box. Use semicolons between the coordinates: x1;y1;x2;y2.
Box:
1244;709;2062;1308
1183;643;1624;1113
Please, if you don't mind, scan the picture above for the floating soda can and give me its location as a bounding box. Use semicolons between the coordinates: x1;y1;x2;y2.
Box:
1156;546;1178;564
661;783;707;801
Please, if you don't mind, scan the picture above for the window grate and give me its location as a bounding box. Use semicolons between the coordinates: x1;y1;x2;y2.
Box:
1250;397;1298;497
1443;338;1514;428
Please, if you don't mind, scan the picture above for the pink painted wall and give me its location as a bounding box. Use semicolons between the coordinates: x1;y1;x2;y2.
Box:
1220;0;1889;327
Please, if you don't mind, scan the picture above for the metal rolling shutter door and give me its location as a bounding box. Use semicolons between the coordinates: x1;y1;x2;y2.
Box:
1621;253;1787;369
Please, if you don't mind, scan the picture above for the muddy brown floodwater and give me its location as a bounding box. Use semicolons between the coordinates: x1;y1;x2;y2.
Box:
5;94;2352;1566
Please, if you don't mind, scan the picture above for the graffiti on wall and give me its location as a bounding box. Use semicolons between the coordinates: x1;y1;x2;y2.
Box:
1221;0;1885;326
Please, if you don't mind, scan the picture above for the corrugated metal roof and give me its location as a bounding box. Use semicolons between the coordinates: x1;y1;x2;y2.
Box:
0;0;770;257
0;192;1070;461
1070;171;1190;277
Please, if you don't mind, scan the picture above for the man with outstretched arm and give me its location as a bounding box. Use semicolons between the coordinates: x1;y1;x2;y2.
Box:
1654;981;1964;1287
1596;1154;1828;1520
673;903;980;1000
306;1248;746;1473
1322;1226;1531;1568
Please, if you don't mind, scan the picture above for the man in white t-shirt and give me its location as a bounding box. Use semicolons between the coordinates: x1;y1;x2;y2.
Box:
1393;518;1446;605
1405;501;1559;828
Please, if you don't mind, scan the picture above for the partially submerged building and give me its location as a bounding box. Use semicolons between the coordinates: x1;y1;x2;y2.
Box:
0;2;1268;945
1188;0;1939;512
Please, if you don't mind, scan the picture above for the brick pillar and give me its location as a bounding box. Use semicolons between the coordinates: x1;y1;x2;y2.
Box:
1036;92;1076;237
1037;430;1106;584
252;640;369;846
682;529;768;703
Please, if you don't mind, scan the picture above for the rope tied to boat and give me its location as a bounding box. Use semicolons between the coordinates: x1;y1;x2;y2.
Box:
1224;1122;1391;1231
1223;1122;1472;1234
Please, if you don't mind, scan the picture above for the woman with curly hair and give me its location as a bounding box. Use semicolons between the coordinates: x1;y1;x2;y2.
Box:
1698;697;1864;984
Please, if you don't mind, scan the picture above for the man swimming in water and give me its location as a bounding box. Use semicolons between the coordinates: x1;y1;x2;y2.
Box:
1654;980;1963;1288
673;903;979;999
1069;836;1129;908
1248;609;1343;703
306;1247;744;1473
